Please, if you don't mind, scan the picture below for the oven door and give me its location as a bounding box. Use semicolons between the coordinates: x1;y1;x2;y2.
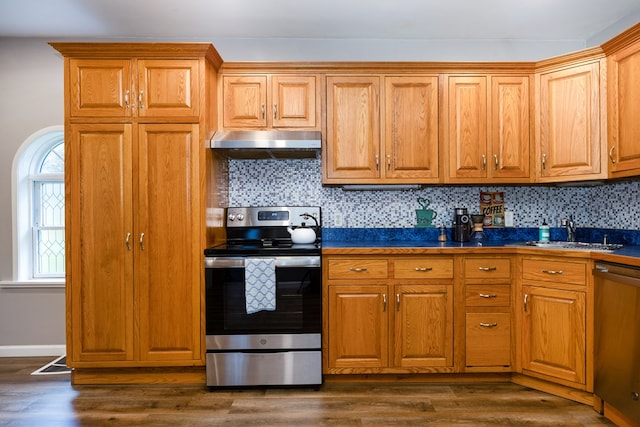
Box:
205;256;321;338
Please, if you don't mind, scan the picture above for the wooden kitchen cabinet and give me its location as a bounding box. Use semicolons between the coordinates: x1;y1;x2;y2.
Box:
66;123;203;366
69;58;200;118
222;74;319;129
53;43;224;381
518;256;592;391
605;33;640;178
324;255;453;373
446;75;531;183
535;59;607;182
324;75;440;184
460;256;514;372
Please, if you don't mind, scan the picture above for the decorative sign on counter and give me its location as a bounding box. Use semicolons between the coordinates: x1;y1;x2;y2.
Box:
415;197;437;228
480;191;505;228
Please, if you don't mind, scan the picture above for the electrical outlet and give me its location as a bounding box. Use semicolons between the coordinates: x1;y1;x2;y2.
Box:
334;212;344;227
504;211;514;227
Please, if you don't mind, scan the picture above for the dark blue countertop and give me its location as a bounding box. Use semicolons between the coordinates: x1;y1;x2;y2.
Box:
322;227;640;266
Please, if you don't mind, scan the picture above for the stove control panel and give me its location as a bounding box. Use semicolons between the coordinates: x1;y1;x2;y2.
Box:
226;206;320;228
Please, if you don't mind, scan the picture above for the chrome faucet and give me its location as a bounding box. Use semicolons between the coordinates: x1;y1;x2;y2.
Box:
562;216;576;242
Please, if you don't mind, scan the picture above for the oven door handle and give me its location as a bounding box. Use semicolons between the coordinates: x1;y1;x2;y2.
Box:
205;256;321;269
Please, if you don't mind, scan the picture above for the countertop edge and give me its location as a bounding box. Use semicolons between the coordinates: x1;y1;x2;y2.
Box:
322;245;640;266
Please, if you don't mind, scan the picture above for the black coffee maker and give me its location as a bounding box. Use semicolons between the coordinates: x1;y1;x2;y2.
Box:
452;207;471;242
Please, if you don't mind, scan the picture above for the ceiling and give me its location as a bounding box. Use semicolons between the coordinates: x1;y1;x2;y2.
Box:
2;0;640;60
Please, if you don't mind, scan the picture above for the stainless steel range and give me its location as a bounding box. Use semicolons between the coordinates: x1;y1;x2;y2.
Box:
204;206;322;387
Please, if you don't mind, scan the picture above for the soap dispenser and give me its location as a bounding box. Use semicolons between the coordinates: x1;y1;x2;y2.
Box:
539;219;550;242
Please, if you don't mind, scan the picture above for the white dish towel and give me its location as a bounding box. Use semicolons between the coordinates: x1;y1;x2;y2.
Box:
244;258;276;314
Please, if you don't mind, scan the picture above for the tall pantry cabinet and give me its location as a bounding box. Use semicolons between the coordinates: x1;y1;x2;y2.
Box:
51;43;224;384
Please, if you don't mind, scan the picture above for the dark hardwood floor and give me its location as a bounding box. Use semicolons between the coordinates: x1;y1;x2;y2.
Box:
0;357;615;426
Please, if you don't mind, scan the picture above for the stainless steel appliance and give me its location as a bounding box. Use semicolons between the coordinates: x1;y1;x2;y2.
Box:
204;206;322;387
594;262;640;422
452;207;471;242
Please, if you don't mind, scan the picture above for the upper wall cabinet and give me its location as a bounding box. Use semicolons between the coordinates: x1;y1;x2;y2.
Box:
324;75;440;184
69;58;200;118
606;35;640;178
221;74;320;129
535;58;607;183
445;75;531;183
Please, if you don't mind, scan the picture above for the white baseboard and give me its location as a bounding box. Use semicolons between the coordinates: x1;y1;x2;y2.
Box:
0;345;66;357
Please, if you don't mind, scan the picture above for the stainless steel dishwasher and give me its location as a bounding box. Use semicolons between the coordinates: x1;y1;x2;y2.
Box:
593;262;640;422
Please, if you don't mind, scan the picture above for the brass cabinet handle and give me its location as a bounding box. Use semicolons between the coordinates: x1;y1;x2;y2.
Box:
375;155;379;171
542;269;563;275
125;232;131;251
493;154;499;171
414;267;433;272
383;294;387;312
138;90;144;109
387;154;391;171
479;293;497;299
542;153;547;170
273;104;278;119
524;293;529;312
481;154;487;171
261;104;265;119
609;145;616;164
139;232;145;251
124;90;130;109
479;322;498;328
349;267;368;272
478;266;497;271
396;294;400;312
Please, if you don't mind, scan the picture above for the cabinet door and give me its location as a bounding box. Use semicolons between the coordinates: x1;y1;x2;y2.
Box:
69;59;133;118
136;124;202;363
137;59;200;117
607;41;640;178
328;285;388;368
222;75;268;128
272;75;317;128
447;76;488;181
66;123;134;364
384;76;439;181
522;286;586;385
537;61;605;181
393;285;453;367
490;76;531;180
325;76;380;181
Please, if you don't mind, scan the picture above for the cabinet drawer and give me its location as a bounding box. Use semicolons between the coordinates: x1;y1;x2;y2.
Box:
393;258;454;279
466;312;511;367
464;258;511;279
465;285;511;307
327;258;388;280
522;259;587;285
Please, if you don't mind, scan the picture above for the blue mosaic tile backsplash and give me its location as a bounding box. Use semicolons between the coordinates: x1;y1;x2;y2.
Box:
228;158;640;231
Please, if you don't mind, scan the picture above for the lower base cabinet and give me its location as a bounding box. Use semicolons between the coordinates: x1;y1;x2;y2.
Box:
324;256;454;373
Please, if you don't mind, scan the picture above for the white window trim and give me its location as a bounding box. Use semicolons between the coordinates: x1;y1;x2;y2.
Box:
10;125;65;285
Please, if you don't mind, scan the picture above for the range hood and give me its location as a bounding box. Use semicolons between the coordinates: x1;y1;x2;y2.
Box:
209;130;321;159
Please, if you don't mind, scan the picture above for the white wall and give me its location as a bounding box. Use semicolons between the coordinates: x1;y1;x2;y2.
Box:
0;38;65;354
0;16;637;355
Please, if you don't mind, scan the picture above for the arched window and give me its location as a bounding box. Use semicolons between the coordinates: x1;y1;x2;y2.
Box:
12;126;65;281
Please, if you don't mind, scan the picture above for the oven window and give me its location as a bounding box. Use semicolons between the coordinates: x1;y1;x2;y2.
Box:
206;265;321;335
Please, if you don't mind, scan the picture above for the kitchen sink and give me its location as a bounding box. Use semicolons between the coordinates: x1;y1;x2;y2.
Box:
512;241;623;252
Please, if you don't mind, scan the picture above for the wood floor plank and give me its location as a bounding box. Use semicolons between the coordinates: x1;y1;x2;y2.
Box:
0;357;615;426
